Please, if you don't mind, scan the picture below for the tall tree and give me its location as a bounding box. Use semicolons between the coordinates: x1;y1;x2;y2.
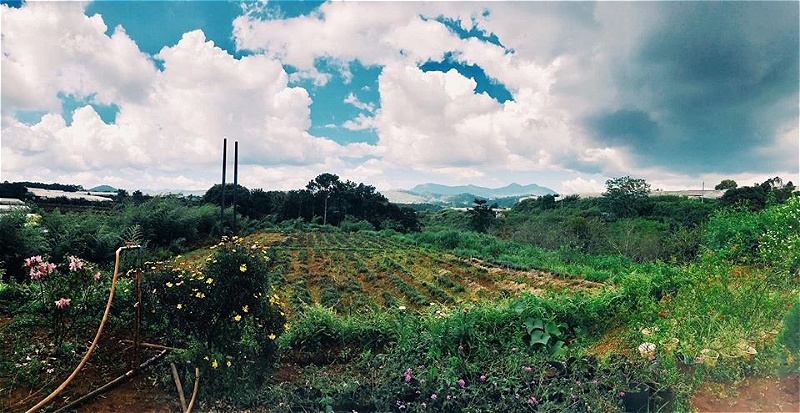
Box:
602;176;651;218
468;198;497;233
714;179;738;190
306;173;343;225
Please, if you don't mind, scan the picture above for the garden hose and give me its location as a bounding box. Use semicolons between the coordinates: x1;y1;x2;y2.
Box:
25;245;141;413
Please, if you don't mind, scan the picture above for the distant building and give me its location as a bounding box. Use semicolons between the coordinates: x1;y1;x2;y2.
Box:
26;187;113;202
0;197;28;213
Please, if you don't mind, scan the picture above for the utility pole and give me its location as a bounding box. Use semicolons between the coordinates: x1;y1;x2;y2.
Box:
220;138;227;234
232;141;239;235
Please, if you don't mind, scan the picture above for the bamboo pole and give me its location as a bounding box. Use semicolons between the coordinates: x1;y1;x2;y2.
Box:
171;363;188;412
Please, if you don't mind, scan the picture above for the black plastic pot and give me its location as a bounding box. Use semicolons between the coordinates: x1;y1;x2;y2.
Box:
622;383;651;413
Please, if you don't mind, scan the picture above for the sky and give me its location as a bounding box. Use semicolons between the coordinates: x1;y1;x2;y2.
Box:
1;0;798;195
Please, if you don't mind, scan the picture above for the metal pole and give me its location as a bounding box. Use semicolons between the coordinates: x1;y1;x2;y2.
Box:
221;138;227;234
233;140;238;235
133;248;142;372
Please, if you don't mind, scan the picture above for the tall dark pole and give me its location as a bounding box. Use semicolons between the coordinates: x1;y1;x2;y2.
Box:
221;138;227;235
233;141;239;235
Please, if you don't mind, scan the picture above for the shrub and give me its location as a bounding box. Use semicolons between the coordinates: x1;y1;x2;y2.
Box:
0;211;47;282
145;236;287;402
21;254;104;345
777;298;800;356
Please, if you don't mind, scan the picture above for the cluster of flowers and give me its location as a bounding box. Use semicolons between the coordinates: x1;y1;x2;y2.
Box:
24;255;56;280
23;255;102;309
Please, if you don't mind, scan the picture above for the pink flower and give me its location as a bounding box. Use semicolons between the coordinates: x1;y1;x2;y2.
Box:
479;375;487;381
522;366;532;372
619;391;626;397
55;298;71;309
430;394;437;400
68;255;84;271
403;368;412;383
527;397;537;405
24;256;42;267
457;379;465;389
420;402;426;408
29;261;56;280
93;271;101;280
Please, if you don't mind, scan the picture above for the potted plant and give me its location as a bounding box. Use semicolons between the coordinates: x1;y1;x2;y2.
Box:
621;382;652;413
700;349;719;367
659;338;679;353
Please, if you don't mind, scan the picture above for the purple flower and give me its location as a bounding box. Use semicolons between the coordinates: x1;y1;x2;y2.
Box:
479;375;487;381
457;379;466;388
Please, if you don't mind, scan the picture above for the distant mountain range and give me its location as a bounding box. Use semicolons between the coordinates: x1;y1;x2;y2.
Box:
384;182;556;207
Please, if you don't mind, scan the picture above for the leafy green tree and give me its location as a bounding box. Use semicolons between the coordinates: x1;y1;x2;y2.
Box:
203;183;253;217
602;176;651;218
468;198;497;233
306;173;343;225
719;177;796;211
714;179;737;190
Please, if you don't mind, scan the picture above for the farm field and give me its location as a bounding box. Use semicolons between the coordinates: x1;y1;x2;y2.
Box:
172;231;604;316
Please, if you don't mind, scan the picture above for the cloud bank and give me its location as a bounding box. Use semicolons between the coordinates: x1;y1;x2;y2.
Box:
2;1;797;194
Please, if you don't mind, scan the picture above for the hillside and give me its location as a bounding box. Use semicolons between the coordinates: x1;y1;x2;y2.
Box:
385;182;556;206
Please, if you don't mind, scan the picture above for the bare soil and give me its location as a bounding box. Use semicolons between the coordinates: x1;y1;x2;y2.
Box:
691;374;799;412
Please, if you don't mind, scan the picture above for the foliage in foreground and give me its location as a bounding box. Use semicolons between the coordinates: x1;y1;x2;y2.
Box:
143;236;287;402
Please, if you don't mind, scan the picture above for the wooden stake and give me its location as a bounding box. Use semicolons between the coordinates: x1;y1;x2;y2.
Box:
170;363;188;412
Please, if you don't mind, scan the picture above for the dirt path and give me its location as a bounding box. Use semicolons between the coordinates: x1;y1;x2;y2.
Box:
691;374;799;413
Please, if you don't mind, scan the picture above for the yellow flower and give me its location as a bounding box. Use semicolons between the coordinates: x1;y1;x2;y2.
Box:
234;314;242;322
206;277;213;284
204;356;209;360
268;333;276;340
211;359;218;369
176;303;183;309
284;322;290;331
166;282;174;288
240;263;247;272
242;305;249;313
195;292;205;298
226;360;232;367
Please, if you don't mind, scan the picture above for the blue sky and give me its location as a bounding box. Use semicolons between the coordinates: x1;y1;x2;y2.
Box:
1;1;798;194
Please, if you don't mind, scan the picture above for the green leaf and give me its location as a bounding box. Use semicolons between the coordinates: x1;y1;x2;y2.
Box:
530;330;550;347
544;321;562;337
551;340;568;357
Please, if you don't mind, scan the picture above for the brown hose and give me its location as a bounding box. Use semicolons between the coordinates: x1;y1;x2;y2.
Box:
185;367;200;413
25;245;140;413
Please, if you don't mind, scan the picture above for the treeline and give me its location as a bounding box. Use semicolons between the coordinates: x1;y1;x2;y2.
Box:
202;173;419;232
421;176;797;263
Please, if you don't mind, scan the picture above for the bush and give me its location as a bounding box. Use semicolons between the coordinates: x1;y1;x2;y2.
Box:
0;211;47;282
777;298;800;356
144;236;287;402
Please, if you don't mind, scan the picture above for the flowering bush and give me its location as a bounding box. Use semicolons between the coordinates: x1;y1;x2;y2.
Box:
22;254;103;344
145;236;287;402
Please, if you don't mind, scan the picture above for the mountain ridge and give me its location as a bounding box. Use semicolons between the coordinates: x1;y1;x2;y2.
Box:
409;182;556;198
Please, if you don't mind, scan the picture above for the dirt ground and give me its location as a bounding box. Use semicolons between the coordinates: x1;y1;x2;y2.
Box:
691;374;799;413
8;365;798;412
